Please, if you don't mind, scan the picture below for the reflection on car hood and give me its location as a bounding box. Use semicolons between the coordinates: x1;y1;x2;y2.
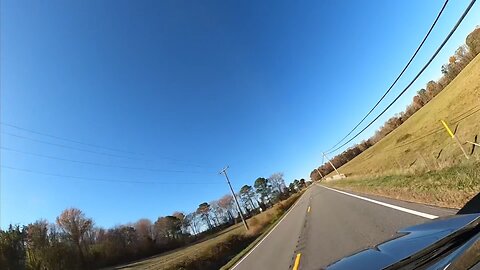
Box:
325;213;480;270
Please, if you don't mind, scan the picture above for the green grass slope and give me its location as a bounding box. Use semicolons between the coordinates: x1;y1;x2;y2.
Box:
337;54;480;177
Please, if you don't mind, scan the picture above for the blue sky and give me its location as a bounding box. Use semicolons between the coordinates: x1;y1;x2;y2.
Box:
1;0;478;228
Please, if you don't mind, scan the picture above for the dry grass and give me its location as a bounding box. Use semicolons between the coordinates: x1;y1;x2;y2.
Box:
326;161;480;209
335;54;480;177
111;193;302;270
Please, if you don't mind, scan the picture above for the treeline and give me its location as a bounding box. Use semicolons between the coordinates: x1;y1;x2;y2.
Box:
0;172;301;269
310;26;480;180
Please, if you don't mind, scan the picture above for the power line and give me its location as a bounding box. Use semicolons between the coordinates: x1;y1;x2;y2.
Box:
1;122;137;155
2;131;148;160
326;0;476;155
0;122;215;168
1;165;221;185
325;0;450;153
2;131;214;169
0;146;217;174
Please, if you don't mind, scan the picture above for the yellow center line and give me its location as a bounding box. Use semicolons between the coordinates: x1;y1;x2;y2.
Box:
307;206;311;213
293;253;302;270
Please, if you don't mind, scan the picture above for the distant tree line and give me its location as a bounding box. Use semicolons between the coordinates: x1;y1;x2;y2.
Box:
0;172;301;269
310;26;480;180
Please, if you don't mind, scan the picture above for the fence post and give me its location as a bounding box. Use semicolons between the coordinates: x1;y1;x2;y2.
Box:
440;120;469;160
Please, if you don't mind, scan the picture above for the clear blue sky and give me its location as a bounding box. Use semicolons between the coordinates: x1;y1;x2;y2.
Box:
1;0;478;228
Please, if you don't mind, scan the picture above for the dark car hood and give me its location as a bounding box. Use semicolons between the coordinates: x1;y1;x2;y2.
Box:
325;213;480;270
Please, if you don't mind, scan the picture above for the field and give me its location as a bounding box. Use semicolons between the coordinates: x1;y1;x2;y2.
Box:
335;54;480;177
109;224;245;270
110;193;301;270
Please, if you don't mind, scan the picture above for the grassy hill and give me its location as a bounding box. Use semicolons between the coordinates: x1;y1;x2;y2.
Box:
337;54;480;177
324;54;480;209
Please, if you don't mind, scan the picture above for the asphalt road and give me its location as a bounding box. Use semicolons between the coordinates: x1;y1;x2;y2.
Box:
231;184;456;270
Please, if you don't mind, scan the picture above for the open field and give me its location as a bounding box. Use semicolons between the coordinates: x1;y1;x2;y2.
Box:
325;161;480;209
335;54;480;177
110;193;302;270
110;224;245;270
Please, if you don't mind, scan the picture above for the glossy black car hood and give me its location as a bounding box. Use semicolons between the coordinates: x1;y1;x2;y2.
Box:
325;213;480;270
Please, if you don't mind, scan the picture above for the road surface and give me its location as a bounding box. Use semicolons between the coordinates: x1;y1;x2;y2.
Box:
231;183;456;270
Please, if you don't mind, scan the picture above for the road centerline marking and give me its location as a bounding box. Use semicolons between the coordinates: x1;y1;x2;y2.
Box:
319;185;438;219
293;253;301;270
230;188;309;269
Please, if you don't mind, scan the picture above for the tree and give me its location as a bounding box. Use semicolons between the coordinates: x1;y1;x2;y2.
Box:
416;89;429;105
196;203;213;230
154;216;181;240
268;172;286;194
254;177;272;206
209;201;222;227
134;218;153;241
218;194;236;222
466;26;480;55
172;212;188;235
288;183;297;193
299;179;306;189
293;179;300;190
26;220;49;269
185;212;199;235
239;185;256;212
56;208;93;266
0;225;26;270
134;218;154;253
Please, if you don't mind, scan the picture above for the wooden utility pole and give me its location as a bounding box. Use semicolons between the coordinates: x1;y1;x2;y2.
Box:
323;152;340;176
220;166;249;231
315;168;324;181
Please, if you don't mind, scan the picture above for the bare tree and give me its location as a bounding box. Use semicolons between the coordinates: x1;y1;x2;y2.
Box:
185;212;198;235
134;218;153;241
218;194;236;222
268;172;286;194
209;200;223;226
56;208;93;266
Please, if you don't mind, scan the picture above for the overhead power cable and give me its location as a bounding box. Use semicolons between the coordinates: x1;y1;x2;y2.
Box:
2;131;214;169
2;131;149;161
1;165;221;185
0;146;216;174
1;122;138;155
326;0;476;155
325;0;449;153
1;122;214;168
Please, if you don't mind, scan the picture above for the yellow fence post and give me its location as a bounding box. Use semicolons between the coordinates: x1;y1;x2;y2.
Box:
440;120;469;160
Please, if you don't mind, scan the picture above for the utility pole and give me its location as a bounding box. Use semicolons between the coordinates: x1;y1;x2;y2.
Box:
315;168;324;181
220;166;249;231
323;152;340;176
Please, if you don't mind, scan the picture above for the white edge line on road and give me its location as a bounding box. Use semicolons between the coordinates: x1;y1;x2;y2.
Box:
230;188;308;269
319;185;438;220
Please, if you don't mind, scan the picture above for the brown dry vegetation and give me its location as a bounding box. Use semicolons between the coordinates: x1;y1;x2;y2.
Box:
112;193;302;270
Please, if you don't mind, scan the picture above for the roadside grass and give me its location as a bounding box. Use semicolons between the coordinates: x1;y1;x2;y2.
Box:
333;54;480;177
325;161;480;209
111;193;302;270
